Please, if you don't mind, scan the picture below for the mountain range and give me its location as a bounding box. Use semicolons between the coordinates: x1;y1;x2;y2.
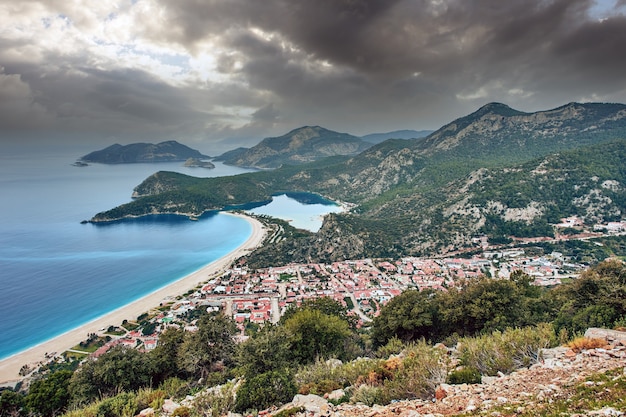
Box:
215;126;372;169
80;140;209;164
90;102;626;264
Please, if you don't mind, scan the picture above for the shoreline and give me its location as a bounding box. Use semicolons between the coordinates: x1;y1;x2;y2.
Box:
0;212;266;384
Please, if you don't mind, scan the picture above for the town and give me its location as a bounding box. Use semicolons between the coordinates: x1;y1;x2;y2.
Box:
92;246;585;355
47;215;626;363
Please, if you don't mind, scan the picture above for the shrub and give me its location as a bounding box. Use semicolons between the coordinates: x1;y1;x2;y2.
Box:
350;385;382;406
375;337;406;358
192;381;237;417
458;324;556;376
379;341;447;403
158;377;191;400
294;358;382;394
136;388;166;411
446;367;481;385
274;406;305;417
234;371;297;413
566;337;608;352
172;406;191;417
94;392;138;417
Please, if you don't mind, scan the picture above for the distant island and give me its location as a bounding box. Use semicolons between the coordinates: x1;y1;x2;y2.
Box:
78;140;209;164
183;157;215;169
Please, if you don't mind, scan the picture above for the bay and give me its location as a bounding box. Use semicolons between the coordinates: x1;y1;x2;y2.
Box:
0;148;255;360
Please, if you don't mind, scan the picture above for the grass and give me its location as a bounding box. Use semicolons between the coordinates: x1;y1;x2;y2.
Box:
566;337;608;352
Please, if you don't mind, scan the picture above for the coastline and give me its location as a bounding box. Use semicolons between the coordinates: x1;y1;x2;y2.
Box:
0;212;266;384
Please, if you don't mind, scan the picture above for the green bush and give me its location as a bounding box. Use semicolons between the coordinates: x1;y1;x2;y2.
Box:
234;371;297;413
94;392;138;417
458;324;556;376
350;385;382;406
158;377;191;400
192;381;236;417
295;358;382;394
379;341;447;403
446;367;481;384
375;336;406;359
135;388;166;411
172;406;191;417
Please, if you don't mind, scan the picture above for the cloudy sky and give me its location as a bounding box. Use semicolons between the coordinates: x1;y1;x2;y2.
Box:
1;0;626;153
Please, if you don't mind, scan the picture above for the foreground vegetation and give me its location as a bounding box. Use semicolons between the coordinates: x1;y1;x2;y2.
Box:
1;260;625;416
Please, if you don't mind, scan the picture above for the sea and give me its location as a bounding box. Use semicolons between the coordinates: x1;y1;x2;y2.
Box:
0;147;340;360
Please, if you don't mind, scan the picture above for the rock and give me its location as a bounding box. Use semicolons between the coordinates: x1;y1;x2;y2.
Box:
162;399;180;414
585;328;626;345
482;376;497;384
291;394;331;414
565;349;577;358
327;389;346;401
138;408;155;416
435;386;448;400
588;407;624;416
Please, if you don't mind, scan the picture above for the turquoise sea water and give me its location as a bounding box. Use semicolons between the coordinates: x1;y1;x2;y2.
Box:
246;193;343;232
0;149;255;360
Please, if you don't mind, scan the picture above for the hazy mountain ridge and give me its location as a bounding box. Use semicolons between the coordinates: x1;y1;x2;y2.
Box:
216;126;372;169
360;129;433;144
91;102;626;263
80;140;209;164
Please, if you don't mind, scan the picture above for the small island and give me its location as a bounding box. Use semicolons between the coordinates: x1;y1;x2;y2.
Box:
183;157;215;169
79;140;210;164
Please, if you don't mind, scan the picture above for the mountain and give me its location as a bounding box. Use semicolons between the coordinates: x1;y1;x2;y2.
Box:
80;141;209;164
90;102;626;264
360;129;433;144
216;126;373;169
213;147;248;162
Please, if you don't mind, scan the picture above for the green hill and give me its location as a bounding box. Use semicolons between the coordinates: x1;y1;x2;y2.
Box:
90;102;626;264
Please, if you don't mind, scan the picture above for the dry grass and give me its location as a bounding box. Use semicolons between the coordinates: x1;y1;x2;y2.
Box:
566;337;608;352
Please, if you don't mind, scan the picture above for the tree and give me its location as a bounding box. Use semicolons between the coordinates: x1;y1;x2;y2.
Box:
280;297;357;328
69;346;154;405
371;289;441;347
0;389;25;417
237;325;292;379
440;278;527;336
283;309;351;363
25;370;72;416
177;313;237;380
149;327;185;385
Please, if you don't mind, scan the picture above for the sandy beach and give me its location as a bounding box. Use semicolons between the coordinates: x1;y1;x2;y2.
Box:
0;212;266;385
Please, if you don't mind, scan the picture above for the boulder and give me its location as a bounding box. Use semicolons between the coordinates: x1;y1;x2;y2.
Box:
162;399;180;414
291;394;331;414
584;328;626;346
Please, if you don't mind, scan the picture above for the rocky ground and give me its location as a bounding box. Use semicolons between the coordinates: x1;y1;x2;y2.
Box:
145;329;626;417
277;329;626;417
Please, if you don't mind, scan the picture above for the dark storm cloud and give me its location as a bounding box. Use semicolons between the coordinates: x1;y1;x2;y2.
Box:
2;0;626;147
151;0;626;125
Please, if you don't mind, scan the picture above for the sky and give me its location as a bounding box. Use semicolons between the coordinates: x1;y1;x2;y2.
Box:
1;0;626;154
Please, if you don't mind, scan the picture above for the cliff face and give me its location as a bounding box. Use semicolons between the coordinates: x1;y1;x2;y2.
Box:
80;140;209;163
218;126;372;169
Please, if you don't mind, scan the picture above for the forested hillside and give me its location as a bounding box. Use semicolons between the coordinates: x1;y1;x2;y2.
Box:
90;102;626;264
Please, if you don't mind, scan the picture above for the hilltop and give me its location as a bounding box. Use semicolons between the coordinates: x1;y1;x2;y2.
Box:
215;126;372;169
79;140;209;164
89;102;626;264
